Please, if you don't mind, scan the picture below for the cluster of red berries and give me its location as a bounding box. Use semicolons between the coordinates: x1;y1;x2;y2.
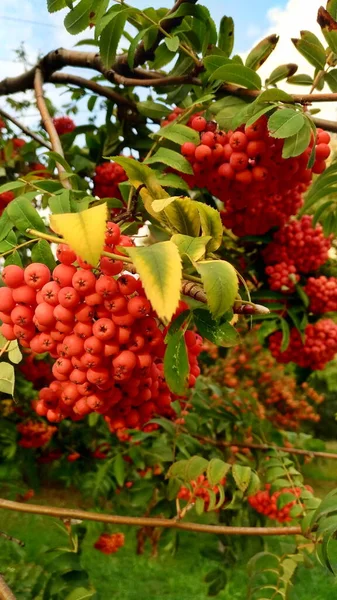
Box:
177;474;226;510
0;191;14;216
19;351;53;388
177;113;330;236
52;116;76;136
304;276;337;314
248;484;303;523
93;162;128;201
0;224;202;438
269;319;337;370
17;420;57;448
94;532;125;555
263;215;332;292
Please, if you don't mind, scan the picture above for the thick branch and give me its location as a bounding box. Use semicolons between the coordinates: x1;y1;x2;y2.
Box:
181;281;270;315
0;575;16;600
197;436;337;460
0;107;52;150
34;68;71;190
0;498;302;537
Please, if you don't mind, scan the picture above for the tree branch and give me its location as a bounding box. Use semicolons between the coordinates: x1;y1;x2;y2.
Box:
0;575;16;600
34;67;71;190
0;107;52;150
0;498;302;537
196;436;337;460
181;281;270;315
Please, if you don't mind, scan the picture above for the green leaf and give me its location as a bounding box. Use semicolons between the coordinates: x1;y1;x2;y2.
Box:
207;459;231;486
232;464;252;492
126;242;182;322
164;329;189;394
0;362;15;396
5;251;22;267
193;309;240;347
280;318;290;352
113;454;125;487
245;34;279;71
218;16;234;56
210;64;262;90
153;123;199;145
0;181;25;195
246;472;260;496
195;260;238;319
49;190;75;214
47;151;72;171
47;0;66;11
268;108;305;139
291;32;326;70
203;55;231;72
31;240;57;271
64;0;94;35
164;198;201;237
256;89;294;104
185;456;208;482
100;11;127;68
171;234;210;261
195;203;223;251
209;96;248;131
167;459;188;479
266;63;298;85
195;497;205;515
277;492;297;510
282;118;311;158
7;340;22;365
164;36;180;52
65;588;96;600
287;73;314;86
137;100;170;120
145;148;193;175
7;196;46;234
325;68;337;92
156;172;189;191
0;210;15;243
328;0;337;20
318;6;337;54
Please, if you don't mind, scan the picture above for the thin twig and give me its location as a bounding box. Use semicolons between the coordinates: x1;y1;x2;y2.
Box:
0;498;303;537
0;575;16;600
33;67;71;190
0;107;52;150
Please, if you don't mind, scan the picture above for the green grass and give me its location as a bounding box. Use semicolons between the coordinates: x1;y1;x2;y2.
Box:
2;450;337;600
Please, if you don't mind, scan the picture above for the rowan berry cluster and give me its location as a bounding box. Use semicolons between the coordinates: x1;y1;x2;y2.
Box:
265;262;299;293
178;114;330;236
94;532;125;554
269;319;337;370
304;276;337;314
177;474;226;510
0;224;202;438
52;116;76;136
19;351;53;388
0;191;14;215
248;484;302;523
93;162;128;201
17;420;57;448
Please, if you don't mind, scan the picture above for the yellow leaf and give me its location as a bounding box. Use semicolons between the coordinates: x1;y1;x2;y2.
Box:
152;196;187;213
50;203;108;266
196;260;238;318
126;241;182;322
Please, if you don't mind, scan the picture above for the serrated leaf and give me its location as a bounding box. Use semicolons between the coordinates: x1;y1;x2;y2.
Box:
65;588;96;600
256;89;294;103
246;472;260;496
47;0;67;12
31;240;57;271
207;458;231;486
164;36;180;52
164;198;201;237
8;340;22;365
328;0;337;20
282;118;311;158
126;241;182;322
195;260;238;319
64;0;94;35
277;492;297;510
5;251;22;267
7;196;46;234
171;234;210;261
266;63;298;85
167;460;188;479
0;181;25;195
145;148;193;175
245;34;279;71
193;309;240;347
0;211;15;243
164;328;189;394
195;496;205;515
232;464;251;492
203;55;231;72
50;202;108;266
0;362;15;396
218;16;234;56
49;190;76;214
195;203;222;251
210;64;262;90
268;109;305;139
137;100;170;120
100;11;127;68
153;123;199;145
291;32;326;70
185;456;208;482
152;196;185;213
210;96;248;130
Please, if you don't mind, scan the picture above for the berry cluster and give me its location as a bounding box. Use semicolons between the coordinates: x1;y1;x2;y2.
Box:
265;262;299;293
52;116;76;136
177;474;226;510
0;191;14;215
93;162;127;201
178;114;330;236
0;224;202;438
248;484;302;523
269;319;337;370
94;532;125;554
304;276;337;314
17;420;57;448
19;351;53;388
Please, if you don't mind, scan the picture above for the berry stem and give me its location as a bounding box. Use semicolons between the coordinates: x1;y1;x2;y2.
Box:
26;229;64;244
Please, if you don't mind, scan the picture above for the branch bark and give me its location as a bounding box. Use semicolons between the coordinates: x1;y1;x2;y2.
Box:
0;107;52;150
34;67;71;190
0;575;16;600
0;498;302;537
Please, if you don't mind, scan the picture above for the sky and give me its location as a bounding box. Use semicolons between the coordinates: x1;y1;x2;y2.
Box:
0;0;334;127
